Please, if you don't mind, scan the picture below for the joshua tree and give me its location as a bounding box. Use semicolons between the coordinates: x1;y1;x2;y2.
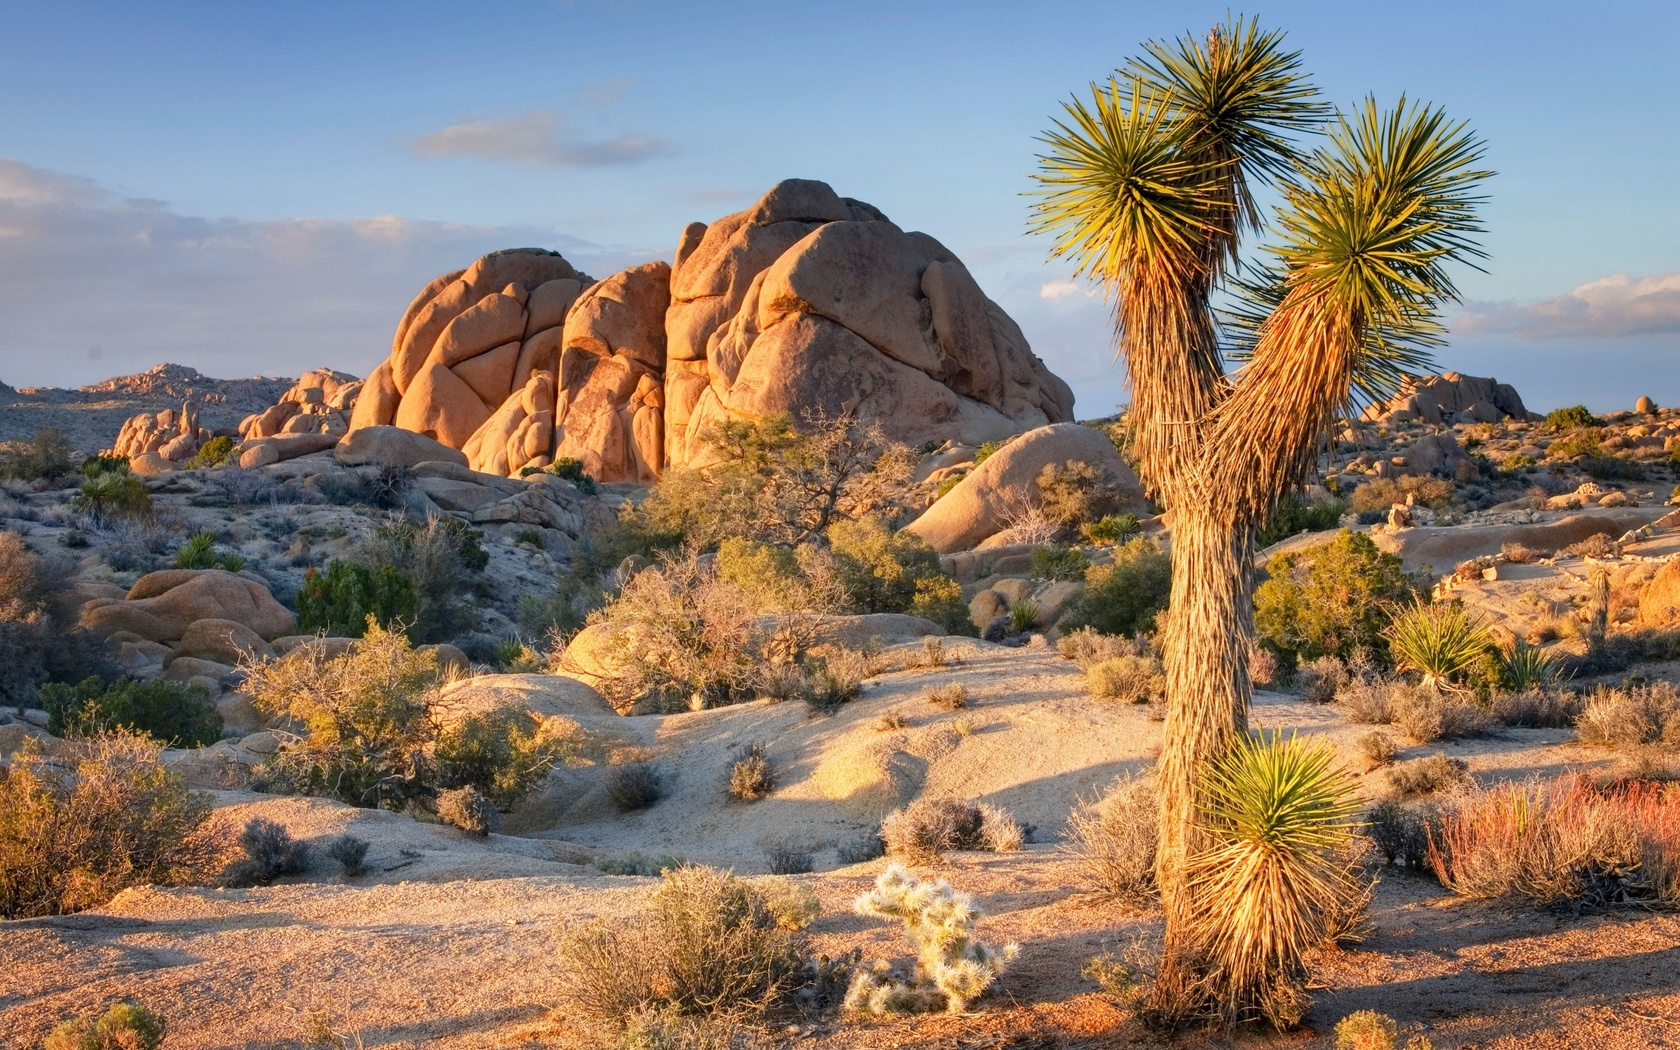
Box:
1032;19;1488;1023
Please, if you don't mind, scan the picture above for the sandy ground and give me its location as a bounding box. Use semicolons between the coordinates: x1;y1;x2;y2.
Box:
7;634;1678;1048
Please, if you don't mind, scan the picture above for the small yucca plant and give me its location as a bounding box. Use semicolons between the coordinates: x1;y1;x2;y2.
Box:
1499;641;1561;694
1186;730;1362;1028
1385;602;1495;691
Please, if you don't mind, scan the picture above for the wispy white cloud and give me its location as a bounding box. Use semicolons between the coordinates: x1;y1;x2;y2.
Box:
0;158;652;388
1039;277;1098;301
410;110;668;169
1457;272;1680;337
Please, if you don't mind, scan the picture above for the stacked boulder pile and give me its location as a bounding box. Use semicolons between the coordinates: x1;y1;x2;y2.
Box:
234;368;364;467
111;401;217;464
1362;371;1535;427
349;179;1074;482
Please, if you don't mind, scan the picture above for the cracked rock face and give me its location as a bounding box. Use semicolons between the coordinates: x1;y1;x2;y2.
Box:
349;180;1075;481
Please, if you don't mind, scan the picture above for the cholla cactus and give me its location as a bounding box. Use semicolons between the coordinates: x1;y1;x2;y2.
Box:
846;863;1019;1013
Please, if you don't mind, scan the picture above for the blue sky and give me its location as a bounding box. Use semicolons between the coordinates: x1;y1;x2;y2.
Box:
0;0;1675;414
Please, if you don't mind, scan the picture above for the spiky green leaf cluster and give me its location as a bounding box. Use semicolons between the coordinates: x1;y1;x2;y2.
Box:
1385;601;1498;690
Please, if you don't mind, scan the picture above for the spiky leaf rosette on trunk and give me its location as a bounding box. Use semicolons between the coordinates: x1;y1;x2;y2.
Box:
1186;730;1362;1028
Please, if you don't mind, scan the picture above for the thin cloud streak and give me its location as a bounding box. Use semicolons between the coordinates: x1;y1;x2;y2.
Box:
409;110;669;169
1457;272;1680;338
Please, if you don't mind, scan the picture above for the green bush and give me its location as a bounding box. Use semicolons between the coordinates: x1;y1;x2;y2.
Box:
1347;476;1456;514
909;575;977;637
81;454;129;478
1060;537;1171;636
73;472;153;520
828;516;944;614
1257;493;1347;547
172;528;237;570
243;622;565;810
0;729;218;918
1036;460;1122;526
537;455;598;495
184;435;236;470
1081;513;1140;546
42;675;221;748
973;440;1001;465
1545;405;1598;429
1254;530;1419;666
295;561;416;637
44;1002;167;1050
0;428;74;481
1031;544;1089;581
1548;429;1602;459
358;516;487;641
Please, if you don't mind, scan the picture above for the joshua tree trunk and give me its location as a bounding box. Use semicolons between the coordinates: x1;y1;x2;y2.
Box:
1151;504;1254;1006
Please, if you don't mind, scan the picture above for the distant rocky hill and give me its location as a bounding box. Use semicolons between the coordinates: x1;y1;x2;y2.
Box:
0;363;297;452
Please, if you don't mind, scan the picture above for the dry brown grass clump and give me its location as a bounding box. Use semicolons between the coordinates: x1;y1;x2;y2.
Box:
1386;753;1470;797
1492;688;1581;728
1500;542;1546;564
1084;654;1164;704
607;762;663;811
1353;730;1397;772
1562;533;1620;559
1338;677;1491;743
556;865;818;1033
1064;772;1158;904
1056;625;1138;669
729;743;774;801
436;786;501;836
1295;654;1345;704
0;730;224;918
1576;682;1680;748
1430;775;1680;906
925;683;969;710
879;798;1022;862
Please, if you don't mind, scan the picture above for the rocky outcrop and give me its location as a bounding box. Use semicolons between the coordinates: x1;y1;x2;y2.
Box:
334;425;467;469
1363;372;1534;426
905;423;1145;553
79;568;296;644
239;368;361;441
1640;558;1680;625
347;181;1075;483
664;180;1074;467
111;401;216;462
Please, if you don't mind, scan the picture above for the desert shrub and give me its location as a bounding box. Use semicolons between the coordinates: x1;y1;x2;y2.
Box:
1562;532;1619;559
1036;460;1123;526
1385;602;1497;691
729;743;774;802
837;833;886;864
294;561;416;638
608;762;663;811
325;834;368;877
763;839;814;875
972;440;1001;465
1185;731;1362;1029
433;707;567;808
1364;799;1436;873
596;851;688;877
799;651;865;713
1248;641;1281;687
904;635;950;671
556;865;811;1029
1084;654;1163;704
1576;682;1680;748
42;675;222;748
753;876;821;931
1081;512;1141;546
1548;429;1602;459
1579;455;1647;481
873;710;909;732
1255;530;1419;666
523;455;597;495
1501;542;1544;563
1257;493;1347;547
1561;628;1680;678
1546;405;1598;429
1491;688;1579;728
1030;543;1088;581
1430;775;1680;907
1347;475;1457;514
846;864;1018;1014
491;636;544;673
184;435;236;470
1056;625;1138;670
925;683;968;710
880;798;982;862
0;533;111;704
1355;731;1397;770
1391;685;1493;744
43;1002;168;1050
1060;536;1171;637
976;802;1025;852
0;614;49;708
827;515;943;613
907;575;977;637
1295;654;1344;704
1334;1011;1399;1050
637;412;914;550
0;730;219;918
1386;753;1470;797
223;816;312;886
82;454;129;478
436;785;502;836
0;428;74;481
359;516;487;643
74;472;153;521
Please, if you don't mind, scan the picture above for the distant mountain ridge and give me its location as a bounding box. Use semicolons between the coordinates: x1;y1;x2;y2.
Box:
0;362;302;451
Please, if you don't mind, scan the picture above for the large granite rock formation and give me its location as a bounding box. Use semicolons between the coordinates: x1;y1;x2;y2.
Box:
346;180;1075;482
1363;372;1534;426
